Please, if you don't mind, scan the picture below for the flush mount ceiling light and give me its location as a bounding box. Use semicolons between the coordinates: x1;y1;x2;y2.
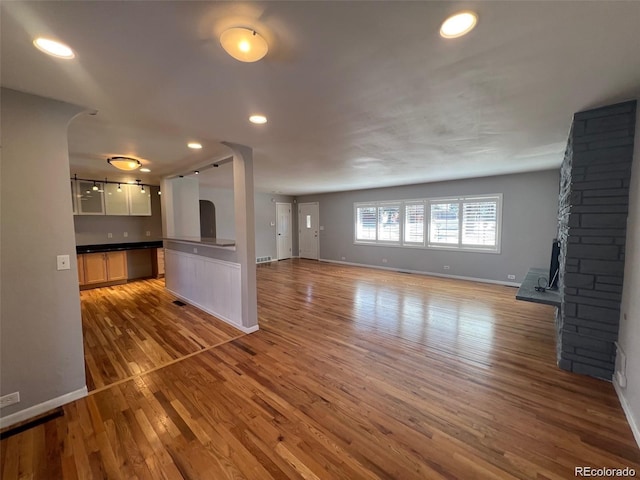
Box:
33;37;75;59
220;27;268;62
187;142;202;149
249;114;267;124
140;167;151;173
107;156;142;171
440;11;478;38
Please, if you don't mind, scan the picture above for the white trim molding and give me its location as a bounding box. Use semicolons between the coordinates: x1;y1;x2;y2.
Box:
319;258;520;287
0;386;88;429
613;378;640;449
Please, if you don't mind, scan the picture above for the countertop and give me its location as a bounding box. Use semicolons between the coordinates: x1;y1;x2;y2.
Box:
164;237;236;247
515;267;561;307
76;240;163;254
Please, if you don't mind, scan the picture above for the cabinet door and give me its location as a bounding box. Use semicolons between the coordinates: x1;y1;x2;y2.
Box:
83;253;108;284
71;180;77;215
77;255;85;285
77;181;105;215
104;183;130;215
106;251;128;281
127;184;152;216
152;248;165;277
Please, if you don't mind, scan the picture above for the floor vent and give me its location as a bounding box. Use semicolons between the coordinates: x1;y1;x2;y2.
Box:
256;256;273;264
173;300;186;307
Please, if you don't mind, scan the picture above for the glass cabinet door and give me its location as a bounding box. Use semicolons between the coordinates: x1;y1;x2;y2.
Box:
127;184;152;216
104;183;129;215
77;181;105;215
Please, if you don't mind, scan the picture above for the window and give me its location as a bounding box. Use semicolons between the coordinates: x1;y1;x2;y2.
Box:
377;204;400;242
404;202;424;244
355;205;377;241
355;203;401;243
429;202;459;245
355;194;501;253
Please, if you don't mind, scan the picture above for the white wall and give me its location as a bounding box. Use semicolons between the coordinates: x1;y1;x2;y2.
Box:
0;89;87;427
615;102;640;444
199;186;235;240
162;176;200;238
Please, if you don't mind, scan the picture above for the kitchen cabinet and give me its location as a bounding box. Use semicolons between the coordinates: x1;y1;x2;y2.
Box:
76;180;105;215
79;251;128;286
128;184;152;216
106;251;128;280
77;254;85;285
104;183;129;215
152;248;165;278
72;180;151;216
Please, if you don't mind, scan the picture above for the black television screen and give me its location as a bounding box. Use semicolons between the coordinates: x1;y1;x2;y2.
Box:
549;239;560;289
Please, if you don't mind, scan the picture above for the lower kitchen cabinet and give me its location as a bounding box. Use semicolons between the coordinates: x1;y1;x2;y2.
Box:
79;251;128;287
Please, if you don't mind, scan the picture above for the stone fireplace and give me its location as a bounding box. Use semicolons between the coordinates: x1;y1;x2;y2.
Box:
556;100;636;379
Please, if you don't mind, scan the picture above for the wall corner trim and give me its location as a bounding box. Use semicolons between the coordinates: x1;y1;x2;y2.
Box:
613;379;640;449
0;386;88;430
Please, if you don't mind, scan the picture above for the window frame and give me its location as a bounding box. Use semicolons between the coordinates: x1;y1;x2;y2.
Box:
354;194;502;254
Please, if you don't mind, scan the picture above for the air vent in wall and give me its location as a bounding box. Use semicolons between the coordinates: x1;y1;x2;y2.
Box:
256;256;272;264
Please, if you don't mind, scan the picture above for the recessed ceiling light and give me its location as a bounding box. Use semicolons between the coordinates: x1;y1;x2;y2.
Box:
220;27;268;63
187;142;202;149
440;11;478;39
249;115;267;124
140;168;151;173
33;37;75;59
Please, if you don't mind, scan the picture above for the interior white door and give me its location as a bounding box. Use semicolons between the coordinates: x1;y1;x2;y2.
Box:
298;202;319;260
276;203;292;260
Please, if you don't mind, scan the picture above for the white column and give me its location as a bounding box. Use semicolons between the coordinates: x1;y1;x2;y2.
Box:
223;142;258;329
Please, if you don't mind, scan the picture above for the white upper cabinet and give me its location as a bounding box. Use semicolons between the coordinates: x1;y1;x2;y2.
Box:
127;184;152;216
76;180;105;215
72;180;152;216
104;183;130;215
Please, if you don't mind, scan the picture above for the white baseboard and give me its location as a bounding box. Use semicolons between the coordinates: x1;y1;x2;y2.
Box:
613;378;640;449
318;258;520;287
166;288;259;335
0;386;88;429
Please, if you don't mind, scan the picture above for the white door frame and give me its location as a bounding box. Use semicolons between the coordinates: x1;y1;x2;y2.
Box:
276;202;292;260
298;202;319;260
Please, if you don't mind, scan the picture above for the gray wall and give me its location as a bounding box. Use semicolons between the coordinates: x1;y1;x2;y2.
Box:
616;101;640;438
1;89;87;424
73;185;162;245
297;170;559;284
199;186;294;262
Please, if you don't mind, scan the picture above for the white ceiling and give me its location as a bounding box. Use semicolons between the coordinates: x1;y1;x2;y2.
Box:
2;1;640;195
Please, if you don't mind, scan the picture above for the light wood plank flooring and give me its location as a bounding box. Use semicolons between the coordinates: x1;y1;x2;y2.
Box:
80;279;243;392
1;259;638;479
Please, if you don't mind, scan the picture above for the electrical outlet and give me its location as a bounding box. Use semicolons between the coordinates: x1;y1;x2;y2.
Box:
146;231;151;236
0;391;20;409
107;232;113;239
382;258;388;263
507;274;516;280
193;247;198;253
123;232;128;238
443;265;450;270
341;256;346;260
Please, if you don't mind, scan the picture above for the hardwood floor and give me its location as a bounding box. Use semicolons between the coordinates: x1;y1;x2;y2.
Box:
2;259;638;479
80;279;243;392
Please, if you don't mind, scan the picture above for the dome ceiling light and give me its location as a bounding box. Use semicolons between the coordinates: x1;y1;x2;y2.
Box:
33;37;75;59
107;156;142;171
220;27;268;62
440;11;478;39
